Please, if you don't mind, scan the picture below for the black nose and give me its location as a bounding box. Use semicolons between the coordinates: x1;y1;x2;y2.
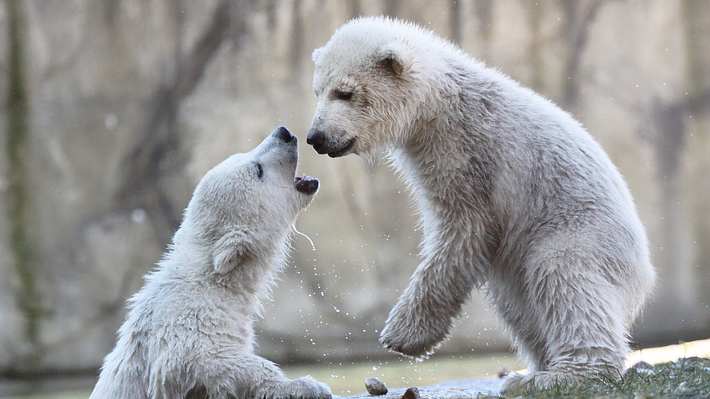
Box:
273;126;295;143
307;129;326;148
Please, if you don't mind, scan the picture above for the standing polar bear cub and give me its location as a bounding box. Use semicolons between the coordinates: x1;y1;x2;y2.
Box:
91;127;331;399
308;17;654;392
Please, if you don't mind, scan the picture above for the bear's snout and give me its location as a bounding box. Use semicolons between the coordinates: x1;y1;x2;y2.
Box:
307;128;355;157
306;128;327;152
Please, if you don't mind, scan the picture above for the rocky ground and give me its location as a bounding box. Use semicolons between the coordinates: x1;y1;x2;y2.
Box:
342;378;503;399
3;354;709;398
341;357;710;399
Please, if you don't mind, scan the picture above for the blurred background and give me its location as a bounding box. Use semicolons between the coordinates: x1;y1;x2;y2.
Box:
0;0;709;397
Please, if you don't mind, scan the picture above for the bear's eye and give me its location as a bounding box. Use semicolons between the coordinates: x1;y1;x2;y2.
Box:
255;162;263;180
332;89;353;101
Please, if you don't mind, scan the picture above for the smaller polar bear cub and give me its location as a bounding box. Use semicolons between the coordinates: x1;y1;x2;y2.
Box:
90;127;331;399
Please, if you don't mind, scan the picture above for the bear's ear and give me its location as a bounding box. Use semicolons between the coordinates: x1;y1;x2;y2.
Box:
376;43;409;76
212;231;250;274
312;47;324;64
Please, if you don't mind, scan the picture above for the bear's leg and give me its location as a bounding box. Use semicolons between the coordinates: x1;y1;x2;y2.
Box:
379;242;485;358
501;248;629;394
487;282;547;373
199;352;332;399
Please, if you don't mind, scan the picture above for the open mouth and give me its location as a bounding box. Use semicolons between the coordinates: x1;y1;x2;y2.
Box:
327;138;356;158
294;175;319;195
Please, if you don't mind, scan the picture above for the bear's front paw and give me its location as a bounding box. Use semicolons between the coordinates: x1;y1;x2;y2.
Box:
282;376;332;399
379;306;447;359
256;376;331;399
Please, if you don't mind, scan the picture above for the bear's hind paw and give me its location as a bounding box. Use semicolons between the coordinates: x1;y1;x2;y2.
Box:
501;371;582;396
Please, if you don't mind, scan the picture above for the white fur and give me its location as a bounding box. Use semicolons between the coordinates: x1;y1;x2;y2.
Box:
309;17;655;393
90;130;331;399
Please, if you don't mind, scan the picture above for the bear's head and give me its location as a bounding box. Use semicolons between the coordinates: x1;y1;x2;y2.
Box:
308;17;429;158
179;126;319;274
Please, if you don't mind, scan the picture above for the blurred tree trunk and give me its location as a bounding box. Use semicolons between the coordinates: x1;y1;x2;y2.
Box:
651;99;690;307
448;0;462;44
645;0;710;311
525;0;544;91
473;0;493;60
382;0;400;17
171;0;185;78
560;0;605;111
265;0;278;35
115;0;249;246
86;0;135;95
165;0;184;145
347;0;361;18
682;0;710;311
290;0;304;82
4;0;42;365
650;90;710;309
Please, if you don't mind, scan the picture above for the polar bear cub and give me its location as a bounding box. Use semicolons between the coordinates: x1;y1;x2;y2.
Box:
90;127;331;399
307;17;654;393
